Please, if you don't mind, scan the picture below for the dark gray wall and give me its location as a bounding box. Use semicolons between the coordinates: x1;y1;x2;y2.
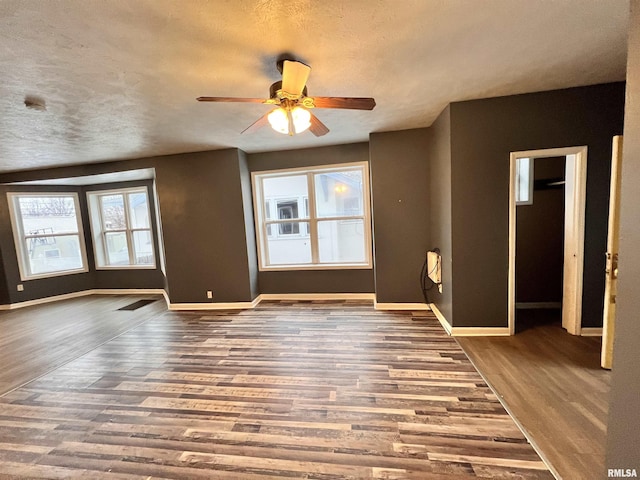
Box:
516;157;565;303
238;150;259;299
449;82;625;327
606;1;640;471
153;150;255;303
0;149;256;305
0;248;8;304
248;143;375;294
427;106;453;320
370;129;430;303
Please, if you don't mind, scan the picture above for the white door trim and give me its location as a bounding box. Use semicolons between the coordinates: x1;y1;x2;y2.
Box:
508;146;588;336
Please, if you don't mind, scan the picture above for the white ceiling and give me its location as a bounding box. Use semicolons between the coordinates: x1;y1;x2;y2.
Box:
0;0;630;174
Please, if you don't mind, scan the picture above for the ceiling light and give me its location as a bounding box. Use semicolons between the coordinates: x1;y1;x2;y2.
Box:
268;106;311;135
291;106;311;134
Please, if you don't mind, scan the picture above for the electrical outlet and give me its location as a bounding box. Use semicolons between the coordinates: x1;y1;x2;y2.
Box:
206;290;213;299
17;284;24;292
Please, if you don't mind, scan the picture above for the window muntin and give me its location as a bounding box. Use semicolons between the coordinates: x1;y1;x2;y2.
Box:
252;162;372;270
7;193;88;280
87;187;155;269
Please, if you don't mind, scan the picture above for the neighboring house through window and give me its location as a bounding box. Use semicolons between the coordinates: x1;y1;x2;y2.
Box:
87;187;155;268
252;161;372;270
7;192;88;280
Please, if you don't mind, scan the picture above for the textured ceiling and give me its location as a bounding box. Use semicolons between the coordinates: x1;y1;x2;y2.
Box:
0;0;630;173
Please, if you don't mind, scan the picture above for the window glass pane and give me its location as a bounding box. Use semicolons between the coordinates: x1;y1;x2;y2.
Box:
314;169;364;218
105;231;129;265
128;192;150;228
516;157;531;204
318;219;366;263
18;196;79;234
101;194;126;230
132;230;154;265
266;222;311;265
262;175;308;200
265;200;272;236
25;235;84;275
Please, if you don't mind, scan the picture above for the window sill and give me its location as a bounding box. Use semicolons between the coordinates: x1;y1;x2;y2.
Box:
258;263;373;272
21;268;89;282
96;265;157;271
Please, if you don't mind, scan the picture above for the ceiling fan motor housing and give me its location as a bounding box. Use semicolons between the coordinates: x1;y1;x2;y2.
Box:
270;81;307;101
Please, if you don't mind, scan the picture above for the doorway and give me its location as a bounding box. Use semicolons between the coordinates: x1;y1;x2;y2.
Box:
508;146;588;336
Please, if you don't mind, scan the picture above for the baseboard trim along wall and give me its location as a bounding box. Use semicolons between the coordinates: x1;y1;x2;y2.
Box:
580;327;603;337
0;292;547;337
374;302;430;311
167;293;376;310
258;293;376;302
168;297;261;311
428;303;511;336
0;289;167;311
429;303;453;335
450;327;511;336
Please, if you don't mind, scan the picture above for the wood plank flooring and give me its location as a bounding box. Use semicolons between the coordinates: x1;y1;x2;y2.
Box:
0;299;553;479
0;295;166;395
457;316;609;480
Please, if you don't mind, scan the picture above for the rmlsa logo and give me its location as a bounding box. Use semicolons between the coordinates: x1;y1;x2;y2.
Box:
608;469;638;478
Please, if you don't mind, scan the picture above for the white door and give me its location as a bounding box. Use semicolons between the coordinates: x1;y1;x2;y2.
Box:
602;136;623;369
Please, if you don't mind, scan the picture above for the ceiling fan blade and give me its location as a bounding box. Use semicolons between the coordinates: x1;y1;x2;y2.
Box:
197;96;267;103
308;112;329;137
241;111;272;134
309;97;376;110
282;60;311;98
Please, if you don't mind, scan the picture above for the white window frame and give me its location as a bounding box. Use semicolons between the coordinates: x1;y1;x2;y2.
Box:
7;192;89;281
86;186;156;270
252;161;373;271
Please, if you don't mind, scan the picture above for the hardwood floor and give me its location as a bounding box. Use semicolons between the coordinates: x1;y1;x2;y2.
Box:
457;313;609;480
0;298;553;479
0;295;166;395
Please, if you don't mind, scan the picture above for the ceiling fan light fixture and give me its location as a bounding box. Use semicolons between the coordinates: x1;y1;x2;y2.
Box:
267;108;289;134
267;106;311;135
291;106;311;134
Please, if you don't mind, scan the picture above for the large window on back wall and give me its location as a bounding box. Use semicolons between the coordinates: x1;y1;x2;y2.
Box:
252;162;372;270
7;192;88;280
87;186;155;269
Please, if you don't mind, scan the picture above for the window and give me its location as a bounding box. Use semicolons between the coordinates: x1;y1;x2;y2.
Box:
515;157;533;205
87;187;155;268
252;162;372;270
7;192;88;280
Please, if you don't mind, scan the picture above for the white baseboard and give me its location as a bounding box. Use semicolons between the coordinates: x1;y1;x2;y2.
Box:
1;291;377;312
168;297;261;311
429;303;452;335
580;327;603;337
451;327;511;336
259;293;375;302
374;302;430;311
0;288;166;311
428;303;510;336
169;293;375;311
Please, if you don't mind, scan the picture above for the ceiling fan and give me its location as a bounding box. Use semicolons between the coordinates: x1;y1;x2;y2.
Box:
197;59;376;137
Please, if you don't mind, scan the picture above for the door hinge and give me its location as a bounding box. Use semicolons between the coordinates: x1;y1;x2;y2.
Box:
605;252;619;279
